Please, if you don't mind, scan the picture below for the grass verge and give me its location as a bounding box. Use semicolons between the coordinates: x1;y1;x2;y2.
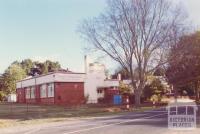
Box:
0;103;160;128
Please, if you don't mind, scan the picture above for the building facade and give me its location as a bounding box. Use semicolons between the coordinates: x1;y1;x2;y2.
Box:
16;72;85;105
16;56;131;105
84;56;131;103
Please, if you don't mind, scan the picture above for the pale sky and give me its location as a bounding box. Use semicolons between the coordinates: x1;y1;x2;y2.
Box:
0;0;199;73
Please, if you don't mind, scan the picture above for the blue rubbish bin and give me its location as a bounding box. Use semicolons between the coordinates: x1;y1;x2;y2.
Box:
113;95;122;105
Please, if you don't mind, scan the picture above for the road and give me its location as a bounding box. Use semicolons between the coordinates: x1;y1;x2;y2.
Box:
1;107;200;134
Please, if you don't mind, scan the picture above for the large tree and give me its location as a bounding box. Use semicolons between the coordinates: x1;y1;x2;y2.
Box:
0;59;62;98
80;0;187;106
21;59;34;75
166;31;200;101
2;64;26;94
33;60;61;75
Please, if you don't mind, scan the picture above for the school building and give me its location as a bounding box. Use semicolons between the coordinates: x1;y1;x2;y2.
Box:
16;56;131;105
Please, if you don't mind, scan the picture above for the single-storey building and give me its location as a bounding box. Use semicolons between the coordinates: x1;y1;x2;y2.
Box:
16;72;85;105
16;56;132;105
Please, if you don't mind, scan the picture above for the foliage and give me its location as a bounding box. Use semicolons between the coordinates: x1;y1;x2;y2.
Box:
0;59;62;100
0;91;6;101
166;31;200;100
119;81;131;95
34;60;61;75
143;78;165;102
112;67;130;79
21;59;34;75
2;64;26;94
153;67;166;76
178;83;195;96
150;94;161;103
166;31;200;85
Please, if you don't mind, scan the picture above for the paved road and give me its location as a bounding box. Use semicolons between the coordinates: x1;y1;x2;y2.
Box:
1;107;200;134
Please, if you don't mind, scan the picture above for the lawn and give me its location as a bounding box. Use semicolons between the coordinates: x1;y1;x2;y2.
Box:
0;102;127;128
0;102;159;128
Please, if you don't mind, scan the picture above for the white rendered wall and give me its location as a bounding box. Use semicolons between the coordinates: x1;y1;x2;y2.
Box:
54;73;85;83
84;59;106;103
7;94;17;102
16;73;85;88
104;80;119;87
84;72;106;103
36;74;55;85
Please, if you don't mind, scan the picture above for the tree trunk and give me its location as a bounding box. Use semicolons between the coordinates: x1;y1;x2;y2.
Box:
135;89;141;107
173;85;178;101
195;81;199;102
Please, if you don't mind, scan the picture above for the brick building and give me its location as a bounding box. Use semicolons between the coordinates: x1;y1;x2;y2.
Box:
16;56;132;105
16;72;85;105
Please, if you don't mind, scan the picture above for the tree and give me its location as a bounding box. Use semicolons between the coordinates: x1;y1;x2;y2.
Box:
0;75;6;101
119;81;131;95
33;60;61;75
112;67;130;79
21;59;34;75
80;0;187;106
44;60;61;73
166;31;200;101
143;78;165;101
153;67;166;76
2;64;26;94
0;59;62;101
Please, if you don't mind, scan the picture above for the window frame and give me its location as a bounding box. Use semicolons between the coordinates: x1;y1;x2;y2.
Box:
40;84;47;98
25;87;31;99
30;86;35;99
47;83;54;97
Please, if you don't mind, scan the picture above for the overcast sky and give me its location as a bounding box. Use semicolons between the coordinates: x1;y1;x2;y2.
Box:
0;0;199;74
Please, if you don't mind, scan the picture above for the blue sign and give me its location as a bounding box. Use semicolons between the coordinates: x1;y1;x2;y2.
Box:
113;95;122;105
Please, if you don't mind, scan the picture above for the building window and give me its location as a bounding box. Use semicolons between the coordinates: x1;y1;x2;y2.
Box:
40;84;47;98
30;86;35;99
97;89;103;94
26;88;31;99
47;83;54;97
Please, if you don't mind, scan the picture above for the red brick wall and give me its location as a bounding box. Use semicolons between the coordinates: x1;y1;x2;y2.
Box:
35;85;40;103
26;99;37;103
16;88;25;103
54;82;85;105
35;85;54;105
40;98;54;104
16;82;85;105
104;88;120;103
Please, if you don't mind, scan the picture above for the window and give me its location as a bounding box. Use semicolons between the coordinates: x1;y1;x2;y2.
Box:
26;88;31;99
178;106;186;115
47;83;54;97
170;107;176;115
187;106;194;115
40;84;47;98
30;86;35;99
97;89;103;94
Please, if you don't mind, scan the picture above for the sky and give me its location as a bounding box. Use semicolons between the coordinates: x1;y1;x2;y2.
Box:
0;0;199;74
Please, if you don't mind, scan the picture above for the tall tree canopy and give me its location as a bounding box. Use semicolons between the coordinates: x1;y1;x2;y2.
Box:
0;59;62;100
1;64;26;94
80;0;187;106
166;31;200;100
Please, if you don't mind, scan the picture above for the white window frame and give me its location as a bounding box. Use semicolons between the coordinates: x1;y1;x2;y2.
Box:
30;86;35;99
47;83;54;97
40;84;47;98
26;88;31;99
